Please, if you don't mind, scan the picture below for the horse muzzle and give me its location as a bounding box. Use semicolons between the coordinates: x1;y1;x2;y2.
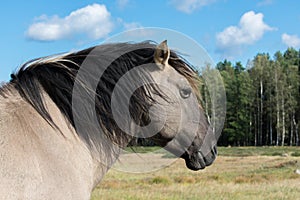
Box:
182;146;217;171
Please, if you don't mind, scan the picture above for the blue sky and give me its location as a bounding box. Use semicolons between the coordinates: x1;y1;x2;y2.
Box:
0;0;299;81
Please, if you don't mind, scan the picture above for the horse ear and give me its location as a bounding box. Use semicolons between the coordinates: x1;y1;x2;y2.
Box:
154;40;170;70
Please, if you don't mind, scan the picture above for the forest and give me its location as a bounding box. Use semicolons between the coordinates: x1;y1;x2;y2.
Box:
205;47;300;147
132;47;300;147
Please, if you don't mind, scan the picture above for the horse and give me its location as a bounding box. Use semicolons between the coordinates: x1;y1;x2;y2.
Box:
0;41;217;199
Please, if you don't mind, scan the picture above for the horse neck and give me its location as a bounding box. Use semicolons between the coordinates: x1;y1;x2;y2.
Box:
34;90;128;188
0;85;121;190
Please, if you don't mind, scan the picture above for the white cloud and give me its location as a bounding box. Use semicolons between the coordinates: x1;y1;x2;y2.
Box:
216;11;275;57
123;22;143;30
170;0;216;14
122;22;155;37
282;33;300;48
117;0;129;9
26;4;114;41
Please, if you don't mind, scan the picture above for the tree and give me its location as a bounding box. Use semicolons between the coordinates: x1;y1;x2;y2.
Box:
214;48;300;147
250;53;271;145
282;48;299;146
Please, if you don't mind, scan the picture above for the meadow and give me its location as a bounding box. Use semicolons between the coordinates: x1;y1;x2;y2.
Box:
91;147;300;200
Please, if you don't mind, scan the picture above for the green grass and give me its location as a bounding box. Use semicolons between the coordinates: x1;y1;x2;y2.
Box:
125;146;300;158
217;146;300;157
92;147;300;200
291;151;300;157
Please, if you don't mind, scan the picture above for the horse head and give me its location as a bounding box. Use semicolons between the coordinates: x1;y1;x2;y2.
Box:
147;41;217;170
110;41;218;170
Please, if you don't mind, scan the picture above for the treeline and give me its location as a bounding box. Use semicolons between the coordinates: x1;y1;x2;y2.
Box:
205;47;300;146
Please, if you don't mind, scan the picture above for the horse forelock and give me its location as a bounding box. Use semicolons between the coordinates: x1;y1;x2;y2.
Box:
7;42;201;148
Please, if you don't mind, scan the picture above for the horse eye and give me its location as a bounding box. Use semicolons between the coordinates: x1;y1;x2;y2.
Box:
180;88;191;99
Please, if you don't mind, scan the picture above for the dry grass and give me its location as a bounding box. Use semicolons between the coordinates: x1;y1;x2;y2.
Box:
91;148;300;200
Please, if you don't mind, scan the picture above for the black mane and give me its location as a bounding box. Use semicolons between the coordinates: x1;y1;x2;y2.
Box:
5;42;199;146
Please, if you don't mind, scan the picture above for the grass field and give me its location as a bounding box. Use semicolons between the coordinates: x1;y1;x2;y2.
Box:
91;147;300;200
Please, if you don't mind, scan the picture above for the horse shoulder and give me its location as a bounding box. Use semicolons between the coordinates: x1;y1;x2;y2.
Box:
0;93;93;200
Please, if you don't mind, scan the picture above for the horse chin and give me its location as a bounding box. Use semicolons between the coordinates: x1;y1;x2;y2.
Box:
182;147;217;171
183;152;206;171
